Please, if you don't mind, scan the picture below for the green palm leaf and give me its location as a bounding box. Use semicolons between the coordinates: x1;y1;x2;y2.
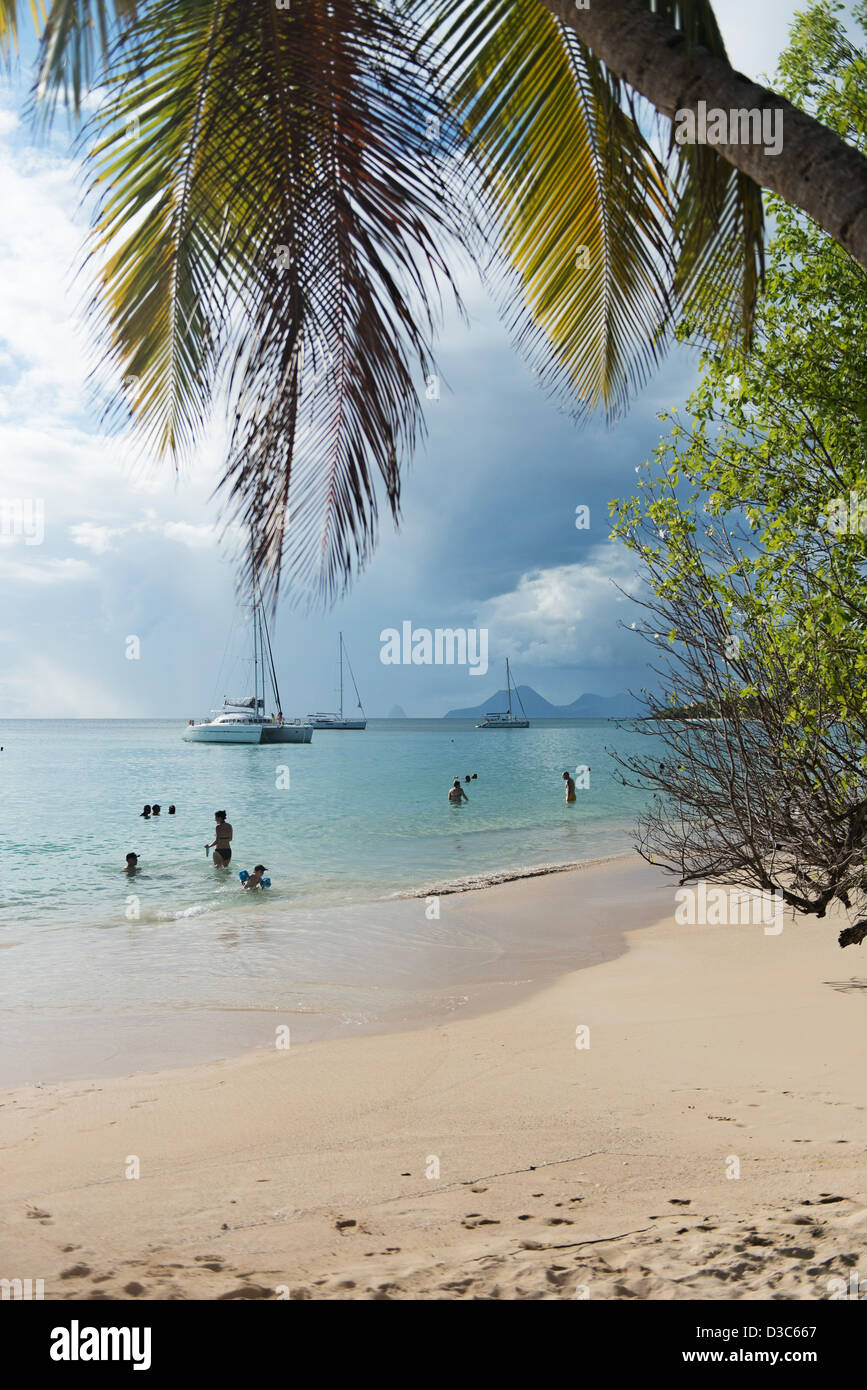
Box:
7;0;766;599
85;0;465;604
0;1;43;58
0;2;138;112
35;0;140;116
422;0;764;415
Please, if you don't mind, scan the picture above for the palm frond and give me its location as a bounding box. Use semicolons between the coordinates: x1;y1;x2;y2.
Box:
0;0;44;59
35;0;139;117
653;0;765;341
421;0;764;416
86;0;465;604
86;0;240;461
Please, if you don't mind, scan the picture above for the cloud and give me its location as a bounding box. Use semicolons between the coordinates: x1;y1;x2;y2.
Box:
70;517;221;554
69;522;122;554
475;545;642;668
0;555;95;584
161;521;219;549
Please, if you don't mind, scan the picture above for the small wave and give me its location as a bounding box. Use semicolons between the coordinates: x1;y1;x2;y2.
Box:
388;851;635;899
156;902;213;921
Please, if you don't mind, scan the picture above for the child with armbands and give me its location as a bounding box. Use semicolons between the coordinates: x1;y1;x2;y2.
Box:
239;864;270;890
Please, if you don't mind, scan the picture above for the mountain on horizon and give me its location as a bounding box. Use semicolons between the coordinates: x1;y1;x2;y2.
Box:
444;686;643;719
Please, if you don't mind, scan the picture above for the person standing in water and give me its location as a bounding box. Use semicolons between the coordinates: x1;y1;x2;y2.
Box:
448;779;468;804
562;771;577;803
206;810;233;866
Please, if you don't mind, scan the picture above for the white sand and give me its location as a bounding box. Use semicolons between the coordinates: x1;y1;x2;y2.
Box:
2;860;866;1300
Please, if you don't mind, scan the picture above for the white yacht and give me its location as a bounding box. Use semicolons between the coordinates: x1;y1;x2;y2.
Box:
184;598;313;745
308;632;366;730
476;658;530;728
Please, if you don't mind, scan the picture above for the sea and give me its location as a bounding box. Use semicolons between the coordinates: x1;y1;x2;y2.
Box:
0;717;667;1083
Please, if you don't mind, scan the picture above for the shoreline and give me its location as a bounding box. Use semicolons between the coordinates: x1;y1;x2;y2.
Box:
3;854;865;1300
0;854;666;1089
391;849;636;898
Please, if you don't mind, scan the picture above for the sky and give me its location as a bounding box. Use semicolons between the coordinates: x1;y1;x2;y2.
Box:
0;0;844;717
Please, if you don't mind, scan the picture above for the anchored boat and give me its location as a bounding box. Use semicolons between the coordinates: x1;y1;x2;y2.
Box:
184;598;313;745
307;632;366;730
476;658;530;728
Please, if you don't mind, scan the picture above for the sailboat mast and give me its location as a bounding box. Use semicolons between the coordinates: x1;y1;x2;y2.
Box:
339;632;344;721
259;609;265;715
506;658;513;718
253;604;259;713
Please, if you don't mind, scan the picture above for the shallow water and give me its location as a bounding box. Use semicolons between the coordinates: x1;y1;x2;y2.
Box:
0;717;664;1081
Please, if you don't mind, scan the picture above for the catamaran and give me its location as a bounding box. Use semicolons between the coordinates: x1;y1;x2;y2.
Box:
184;599;313;745
476;658;530;728
307;632;366;730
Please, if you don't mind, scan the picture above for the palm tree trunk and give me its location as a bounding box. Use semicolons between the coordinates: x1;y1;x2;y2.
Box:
540;0;867;271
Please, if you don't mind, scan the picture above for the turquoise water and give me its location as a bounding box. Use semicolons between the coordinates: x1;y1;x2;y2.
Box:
0;717;663;1081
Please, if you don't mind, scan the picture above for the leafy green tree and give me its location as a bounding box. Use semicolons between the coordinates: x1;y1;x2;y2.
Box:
611;0;867;945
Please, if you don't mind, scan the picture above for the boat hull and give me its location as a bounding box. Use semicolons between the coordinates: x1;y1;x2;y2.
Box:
183;724;263;743
475;720;530;729
260;724;314;743
307;718;366;730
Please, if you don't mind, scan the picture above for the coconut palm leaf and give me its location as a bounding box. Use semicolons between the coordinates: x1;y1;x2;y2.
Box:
0;1;137;111
85;0;464;603
0;0;42;58
422;0;764;416
652;0;765;341
6;0;766;599
35;0;139;116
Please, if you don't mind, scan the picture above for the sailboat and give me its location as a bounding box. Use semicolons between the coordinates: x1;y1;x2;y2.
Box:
183;599;313;745
307;632;366;730
476;658;530;728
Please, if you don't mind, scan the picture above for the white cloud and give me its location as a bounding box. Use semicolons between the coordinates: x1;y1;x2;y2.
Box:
475;545;641;668
69;516;222;553
0;555;95;584
161;521;219;549
69;521;122;554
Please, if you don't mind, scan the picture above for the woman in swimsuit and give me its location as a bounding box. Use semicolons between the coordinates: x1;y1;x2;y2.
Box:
206;810;233;866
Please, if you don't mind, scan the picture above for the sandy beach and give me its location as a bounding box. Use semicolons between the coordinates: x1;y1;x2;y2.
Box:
2;856;866;1301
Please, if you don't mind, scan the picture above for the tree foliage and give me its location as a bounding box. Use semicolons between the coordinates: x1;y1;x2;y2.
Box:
610;0;867;945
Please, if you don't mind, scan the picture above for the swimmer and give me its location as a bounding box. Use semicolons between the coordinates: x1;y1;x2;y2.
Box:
465;775;471;783
448;778;468;804
140;804;151;818
168;805;176;815
471;773;478;780
242;864;268;890
206;810;233;866
124;852;139;874
562;771;577;803
151;803;161;816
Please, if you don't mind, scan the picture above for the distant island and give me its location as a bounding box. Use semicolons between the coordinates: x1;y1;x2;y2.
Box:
444;686;643;719
387;705;408;719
